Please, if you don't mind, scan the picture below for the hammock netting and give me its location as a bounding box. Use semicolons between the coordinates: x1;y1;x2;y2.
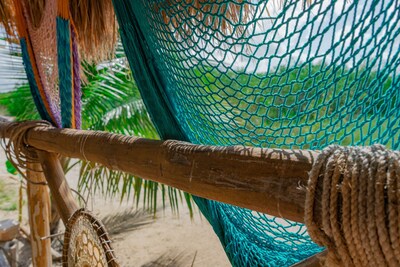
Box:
15;0;81;129
112;0;400;266
23;0;60;126
5;0;399;265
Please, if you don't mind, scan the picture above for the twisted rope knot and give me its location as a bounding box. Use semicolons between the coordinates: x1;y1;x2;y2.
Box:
305;145;400;267
1;120;52;185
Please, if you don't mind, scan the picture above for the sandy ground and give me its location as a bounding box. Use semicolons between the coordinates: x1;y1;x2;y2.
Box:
0;149;231;267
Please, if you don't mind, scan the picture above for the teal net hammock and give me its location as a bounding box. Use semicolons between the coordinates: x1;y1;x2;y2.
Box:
112;0;400;266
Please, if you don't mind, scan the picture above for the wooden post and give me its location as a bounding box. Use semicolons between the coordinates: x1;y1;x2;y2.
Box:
37;151;79;224
26;162;52;267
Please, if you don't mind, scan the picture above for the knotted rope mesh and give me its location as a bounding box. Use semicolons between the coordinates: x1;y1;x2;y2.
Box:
21;0;61;126
11;0;81;129
113;0;400;266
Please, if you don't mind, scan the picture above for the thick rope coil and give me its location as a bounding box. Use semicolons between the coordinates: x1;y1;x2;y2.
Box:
305;145;400;267
1;120;52;185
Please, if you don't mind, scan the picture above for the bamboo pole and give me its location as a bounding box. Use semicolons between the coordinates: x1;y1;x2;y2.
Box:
0;121;318;223
37;151;79;224
26;162;52;267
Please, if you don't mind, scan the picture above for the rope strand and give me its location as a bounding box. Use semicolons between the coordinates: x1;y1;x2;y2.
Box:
306;145;400;267
1;120;51;185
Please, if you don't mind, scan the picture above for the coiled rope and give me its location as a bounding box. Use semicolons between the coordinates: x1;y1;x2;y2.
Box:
1;120;52;185
305;145;400;267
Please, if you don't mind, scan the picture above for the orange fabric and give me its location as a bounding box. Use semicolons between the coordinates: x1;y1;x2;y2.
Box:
12;0;58;125
57;0;69;19
12;0;27;37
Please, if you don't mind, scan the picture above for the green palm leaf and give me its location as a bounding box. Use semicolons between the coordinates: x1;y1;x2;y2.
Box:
0;35;194;215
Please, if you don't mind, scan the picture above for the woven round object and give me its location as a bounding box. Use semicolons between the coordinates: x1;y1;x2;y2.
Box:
63;209;118;267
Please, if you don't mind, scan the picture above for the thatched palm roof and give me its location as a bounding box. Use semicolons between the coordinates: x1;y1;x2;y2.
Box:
0;0;257;60
0;0;116;61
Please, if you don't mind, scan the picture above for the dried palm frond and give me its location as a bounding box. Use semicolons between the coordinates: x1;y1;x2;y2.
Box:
153;0;327;39
69;0;117;62
153;0;253;37
0;0;16;36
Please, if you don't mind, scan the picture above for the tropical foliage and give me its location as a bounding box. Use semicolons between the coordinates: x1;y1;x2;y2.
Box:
0;39;194;215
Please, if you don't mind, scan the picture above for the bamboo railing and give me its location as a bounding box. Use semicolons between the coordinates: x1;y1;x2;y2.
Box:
0;121;324;266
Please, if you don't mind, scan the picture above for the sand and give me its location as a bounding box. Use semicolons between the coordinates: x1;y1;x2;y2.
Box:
0;150;231;267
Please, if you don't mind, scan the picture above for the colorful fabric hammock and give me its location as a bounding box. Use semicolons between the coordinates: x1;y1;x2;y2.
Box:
12;0;81;128
113;0;400;266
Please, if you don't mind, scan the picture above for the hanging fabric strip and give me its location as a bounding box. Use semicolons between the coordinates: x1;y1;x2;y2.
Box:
11;0;81;129
57;0;80;128
112;0;222;232
12;0;57;126
113;0;186;140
